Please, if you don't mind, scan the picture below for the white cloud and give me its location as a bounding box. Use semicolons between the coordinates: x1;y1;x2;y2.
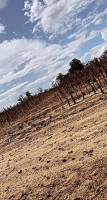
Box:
94;18;102;25
0;0;106;111
101;28;107;41
1;34;106;110
68;29;100;41
0;24;5;34
81;42;107;63
0;81;28;110
0;0;8;9
0;26;105;86
92;8;107;25
0;38;45;77
0;38;64;85
23;0;107;42
44;0;57;6
0;35;81;89
0;82;28;98
23;0;96;37
23;0;44;22
24;63;69;93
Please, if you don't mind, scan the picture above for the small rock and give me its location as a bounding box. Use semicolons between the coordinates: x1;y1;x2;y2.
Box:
92;171;98;176
47;176;50;180
49;114;52;119
48;136;52;139
4;186;9;192
62;158;67;162
83;151;88;156
88;149;93;156
58;147;64;151
72;157;75;160
68;150;73;154
28;122;32;126
36;126;41;130
47;160;50;163
47;193;52;197
39;157;42;161
18;170;22;174
18;124;23;130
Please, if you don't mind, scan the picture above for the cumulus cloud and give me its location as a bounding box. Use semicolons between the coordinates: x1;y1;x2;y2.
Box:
0;24;5;34
23;0;98;37
23;0;107;40
23;0;44;22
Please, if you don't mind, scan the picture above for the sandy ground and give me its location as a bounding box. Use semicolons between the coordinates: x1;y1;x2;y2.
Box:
0;89;107;200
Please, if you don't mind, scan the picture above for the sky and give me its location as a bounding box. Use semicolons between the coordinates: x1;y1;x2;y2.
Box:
0;0;107;111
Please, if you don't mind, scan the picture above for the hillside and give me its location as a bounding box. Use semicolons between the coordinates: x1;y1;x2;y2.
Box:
0;87;107;200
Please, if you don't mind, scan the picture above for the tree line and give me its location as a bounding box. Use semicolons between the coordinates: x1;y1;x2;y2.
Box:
55;50;107;106
0;50;107;127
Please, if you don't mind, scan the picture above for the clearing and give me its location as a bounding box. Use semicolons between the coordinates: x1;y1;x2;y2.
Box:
0;89;107;200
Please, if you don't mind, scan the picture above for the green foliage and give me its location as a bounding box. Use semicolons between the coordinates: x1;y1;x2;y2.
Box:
25;91;32;98
18;95;24;103
56;59;84;84
56;73;64;84
68;58;84;74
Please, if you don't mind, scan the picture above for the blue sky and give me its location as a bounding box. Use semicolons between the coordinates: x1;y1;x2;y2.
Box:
0;0;107;111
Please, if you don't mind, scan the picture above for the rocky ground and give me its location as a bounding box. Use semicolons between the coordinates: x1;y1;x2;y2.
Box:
0;89;107;200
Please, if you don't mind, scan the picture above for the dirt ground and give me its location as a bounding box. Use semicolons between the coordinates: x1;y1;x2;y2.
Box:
0;89;107;200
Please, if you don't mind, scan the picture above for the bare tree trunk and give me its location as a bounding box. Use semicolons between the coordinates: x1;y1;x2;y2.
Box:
58;88;71;106
90;72;104;94
77;82;85;100
65;87;76;104
56;92;64;108
97;66;107;87
87;79;97;94
70;82;78;99
84;82;90;94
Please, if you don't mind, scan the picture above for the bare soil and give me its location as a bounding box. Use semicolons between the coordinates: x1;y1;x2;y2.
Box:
0;89;107;200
